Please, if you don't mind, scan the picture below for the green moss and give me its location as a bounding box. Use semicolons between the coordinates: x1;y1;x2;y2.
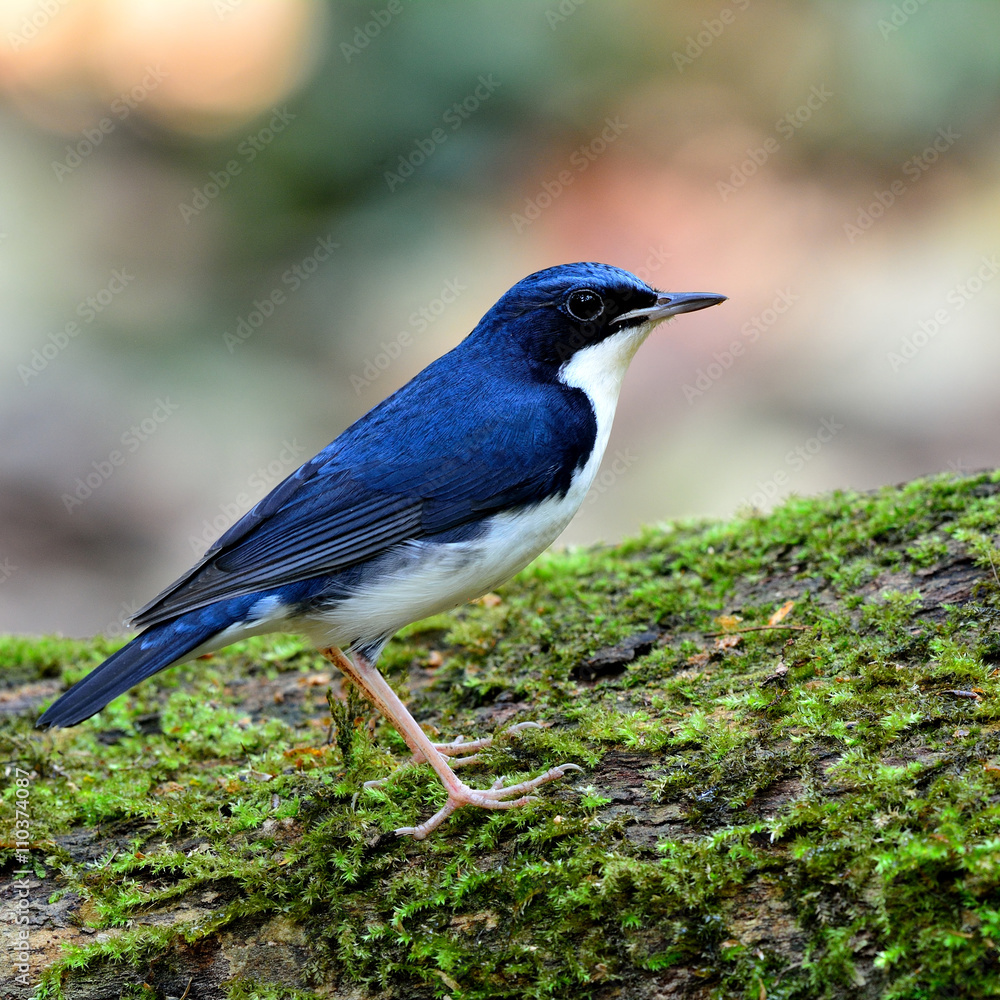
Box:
3;471;1000;998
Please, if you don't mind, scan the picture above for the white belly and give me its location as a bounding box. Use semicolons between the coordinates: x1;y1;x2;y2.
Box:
300;490;583;648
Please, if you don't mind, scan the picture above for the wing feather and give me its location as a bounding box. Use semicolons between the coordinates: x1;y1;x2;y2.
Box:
131;342;597;630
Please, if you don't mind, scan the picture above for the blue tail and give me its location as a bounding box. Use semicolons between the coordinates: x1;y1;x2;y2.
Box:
37;580;329;730
36;613;222;729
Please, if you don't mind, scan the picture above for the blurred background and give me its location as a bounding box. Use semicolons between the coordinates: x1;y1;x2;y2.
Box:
1;0;999;636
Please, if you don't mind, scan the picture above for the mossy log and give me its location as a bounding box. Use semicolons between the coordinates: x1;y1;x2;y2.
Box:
3;472;1000;999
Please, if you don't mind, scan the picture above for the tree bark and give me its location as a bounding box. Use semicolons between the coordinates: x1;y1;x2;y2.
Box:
3;473;1000;999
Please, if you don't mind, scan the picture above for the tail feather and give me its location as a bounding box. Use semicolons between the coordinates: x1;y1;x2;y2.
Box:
36;616;219;729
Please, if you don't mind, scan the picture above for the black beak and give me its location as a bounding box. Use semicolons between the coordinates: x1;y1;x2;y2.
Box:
615;291;727;326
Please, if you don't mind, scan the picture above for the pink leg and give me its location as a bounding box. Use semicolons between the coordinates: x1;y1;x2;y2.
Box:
320;647;581;839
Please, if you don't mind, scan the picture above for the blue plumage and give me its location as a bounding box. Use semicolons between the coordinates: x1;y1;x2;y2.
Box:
128;280;605;629
38;262;725;838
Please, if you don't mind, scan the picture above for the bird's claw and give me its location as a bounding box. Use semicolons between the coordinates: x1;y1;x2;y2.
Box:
433;720;543;758
394;761;583;840
363;719;547;788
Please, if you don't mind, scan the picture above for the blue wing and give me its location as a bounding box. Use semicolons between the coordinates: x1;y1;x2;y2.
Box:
133;340;596;628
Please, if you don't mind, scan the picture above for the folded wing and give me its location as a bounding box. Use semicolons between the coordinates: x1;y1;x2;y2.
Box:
133;358;596;629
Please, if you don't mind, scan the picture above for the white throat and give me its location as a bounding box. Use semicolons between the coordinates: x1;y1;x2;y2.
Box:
557;322;654;494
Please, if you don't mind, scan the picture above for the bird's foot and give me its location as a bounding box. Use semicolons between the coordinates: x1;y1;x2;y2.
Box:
394;762;584;840
363;721;543;789
320;648;578;837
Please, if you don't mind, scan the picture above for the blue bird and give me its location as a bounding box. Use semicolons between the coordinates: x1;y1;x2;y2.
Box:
38;262;725;838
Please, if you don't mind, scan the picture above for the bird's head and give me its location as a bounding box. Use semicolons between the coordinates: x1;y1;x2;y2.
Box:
482;262;726;376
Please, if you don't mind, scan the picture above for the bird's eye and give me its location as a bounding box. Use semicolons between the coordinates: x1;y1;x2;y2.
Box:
565;289;604;322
